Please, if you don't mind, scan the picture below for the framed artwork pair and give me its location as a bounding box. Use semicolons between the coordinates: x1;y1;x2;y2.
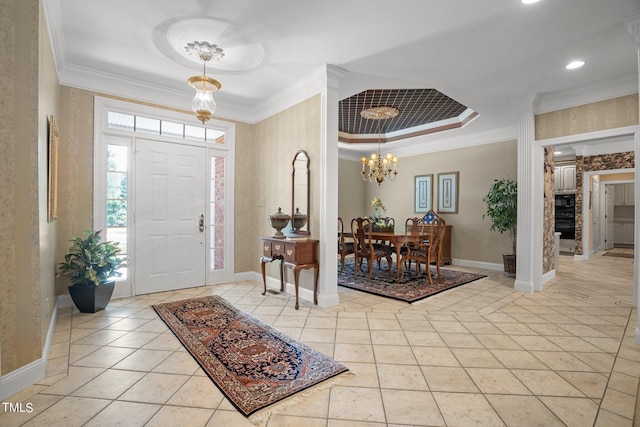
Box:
414;172;459;214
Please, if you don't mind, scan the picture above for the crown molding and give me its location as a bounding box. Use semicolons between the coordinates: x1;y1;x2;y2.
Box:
536;76;638;114
57;63;256;123
251;65;346;123
626;15;640;45
339;124;517;160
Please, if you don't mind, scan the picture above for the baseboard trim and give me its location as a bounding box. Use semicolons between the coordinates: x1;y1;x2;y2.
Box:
542;269;556;284
451;259;503;271
0;299;59;401
514;280;535;293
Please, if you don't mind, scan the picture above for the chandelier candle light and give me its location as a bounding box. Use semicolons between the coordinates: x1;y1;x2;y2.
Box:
360;106;399;185
185;41;224;124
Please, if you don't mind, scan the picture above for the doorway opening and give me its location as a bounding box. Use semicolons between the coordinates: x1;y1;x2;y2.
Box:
94;97;236;298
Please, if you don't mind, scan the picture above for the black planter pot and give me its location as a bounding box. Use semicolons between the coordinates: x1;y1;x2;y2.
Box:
503;254;516;277
68;281;115;313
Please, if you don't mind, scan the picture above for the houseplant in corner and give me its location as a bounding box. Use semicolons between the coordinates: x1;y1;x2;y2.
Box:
482;177;517;276
57;229;126;313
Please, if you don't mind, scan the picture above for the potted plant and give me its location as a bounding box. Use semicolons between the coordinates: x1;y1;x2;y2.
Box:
482;178;517;275
57;229;127;313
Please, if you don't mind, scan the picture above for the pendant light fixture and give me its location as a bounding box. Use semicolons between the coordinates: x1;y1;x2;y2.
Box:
185;41;224;124
360;106;399;185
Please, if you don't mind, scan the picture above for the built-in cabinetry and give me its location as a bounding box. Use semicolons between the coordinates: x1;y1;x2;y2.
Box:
554;164;576;194
613;220;634;246
613;183;635;206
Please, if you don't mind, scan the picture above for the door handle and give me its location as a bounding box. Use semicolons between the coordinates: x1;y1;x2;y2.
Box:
199;214;205;232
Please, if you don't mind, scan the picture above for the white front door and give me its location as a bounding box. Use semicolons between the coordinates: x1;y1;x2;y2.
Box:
134;139;207;294
605;185;615;250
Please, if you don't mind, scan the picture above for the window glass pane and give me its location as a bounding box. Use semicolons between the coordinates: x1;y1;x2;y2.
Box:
161;121;184;138
107;172;127;199
210;156;225;271
185;125;206;141
136;116;160;134
107;145;128;172
206;129;225;144
106;227;128;254
107;112;134;131
107;199;127;227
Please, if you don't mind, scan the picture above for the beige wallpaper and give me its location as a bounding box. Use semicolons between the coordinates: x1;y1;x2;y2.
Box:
251;95;322;291
535;94;639;140
1;0;47;375
342;140;518;265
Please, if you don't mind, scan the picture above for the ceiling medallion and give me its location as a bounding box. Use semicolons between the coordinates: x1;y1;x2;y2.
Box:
360;106;400;185
185;41;224;124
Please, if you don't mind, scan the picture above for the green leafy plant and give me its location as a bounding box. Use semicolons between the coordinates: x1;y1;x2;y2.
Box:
57;229;127;287
482;177;517;255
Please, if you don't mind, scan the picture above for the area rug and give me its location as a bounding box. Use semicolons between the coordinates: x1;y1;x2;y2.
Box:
603;252;634;259
152;295;349;421
338;259;486;303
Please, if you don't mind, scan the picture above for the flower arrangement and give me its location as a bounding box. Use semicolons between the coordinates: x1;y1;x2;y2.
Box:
371;197;386;214
369;197;393;231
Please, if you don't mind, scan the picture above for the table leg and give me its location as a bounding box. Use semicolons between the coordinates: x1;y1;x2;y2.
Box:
313;264;319;305
279;259;284;292
395;245;402;281
293;267;301;310
261;258;267;295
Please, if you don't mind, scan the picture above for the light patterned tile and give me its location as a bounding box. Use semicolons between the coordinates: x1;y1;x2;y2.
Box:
432;392;504;426
485;394;564;427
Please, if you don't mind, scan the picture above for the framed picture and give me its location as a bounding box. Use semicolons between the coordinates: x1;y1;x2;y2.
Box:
438;171;459;214
47;115;59;222
414;174;433;213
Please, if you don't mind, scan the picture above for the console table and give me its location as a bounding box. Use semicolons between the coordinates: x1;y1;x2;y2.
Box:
260;237;319;310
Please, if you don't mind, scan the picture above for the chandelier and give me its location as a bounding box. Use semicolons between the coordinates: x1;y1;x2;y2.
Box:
359;106;399;185
185;41;224;124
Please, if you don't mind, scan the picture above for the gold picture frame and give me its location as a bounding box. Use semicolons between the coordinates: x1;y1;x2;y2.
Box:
48;115;59;222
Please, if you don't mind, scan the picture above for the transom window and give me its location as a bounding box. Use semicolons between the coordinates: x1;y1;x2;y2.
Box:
107;111;225;144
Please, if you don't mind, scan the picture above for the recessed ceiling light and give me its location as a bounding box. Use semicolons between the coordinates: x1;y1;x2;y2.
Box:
566;60;585;70
554;151;562;155
521;0;540;4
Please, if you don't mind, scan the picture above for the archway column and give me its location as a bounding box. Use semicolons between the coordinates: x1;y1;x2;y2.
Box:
515;96;544;292
625;15;640;344
318;64;346;307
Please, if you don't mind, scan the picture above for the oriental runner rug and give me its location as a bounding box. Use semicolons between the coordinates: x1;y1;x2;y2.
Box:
338;259;485;303
152;295;349;421
603;252;634;259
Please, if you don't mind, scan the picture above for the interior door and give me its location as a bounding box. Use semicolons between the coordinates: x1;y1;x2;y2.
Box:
605;185;615;250
134;139;207;294
591;178;599;250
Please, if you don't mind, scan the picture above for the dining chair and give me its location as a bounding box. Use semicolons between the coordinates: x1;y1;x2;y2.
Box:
401;217;426;272
337;217;354;274
351;217;393;280
399;217;447;285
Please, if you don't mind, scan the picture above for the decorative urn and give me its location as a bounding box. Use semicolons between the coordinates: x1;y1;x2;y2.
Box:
268;207;290;238
292;207;307;231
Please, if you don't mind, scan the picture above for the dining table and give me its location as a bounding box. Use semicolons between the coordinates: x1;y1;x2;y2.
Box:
344;230;429;282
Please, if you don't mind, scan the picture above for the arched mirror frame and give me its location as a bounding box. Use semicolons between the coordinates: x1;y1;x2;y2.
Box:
291;150;310;235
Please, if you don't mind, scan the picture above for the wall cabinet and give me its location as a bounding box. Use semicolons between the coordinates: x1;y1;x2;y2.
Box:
613;221;634;245
554;164;576;193
613;183;635;206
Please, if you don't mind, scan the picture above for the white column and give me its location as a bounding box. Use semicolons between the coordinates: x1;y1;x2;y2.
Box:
515;96;544;292
625;15;640;344
318;64;346;307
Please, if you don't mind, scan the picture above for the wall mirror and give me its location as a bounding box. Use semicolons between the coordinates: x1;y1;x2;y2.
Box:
291;150;310;235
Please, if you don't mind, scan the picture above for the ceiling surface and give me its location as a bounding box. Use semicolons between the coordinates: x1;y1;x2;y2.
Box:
44;0;640;152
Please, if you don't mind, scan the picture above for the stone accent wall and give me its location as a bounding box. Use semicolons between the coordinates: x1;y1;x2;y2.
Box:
543;148;555;274
575;151;635;255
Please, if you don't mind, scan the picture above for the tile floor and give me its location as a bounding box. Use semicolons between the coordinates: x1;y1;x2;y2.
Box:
1;249;638;426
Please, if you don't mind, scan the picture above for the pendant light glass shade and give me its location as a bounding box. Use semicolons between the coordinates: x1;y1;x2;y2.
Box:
188;75;221;124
